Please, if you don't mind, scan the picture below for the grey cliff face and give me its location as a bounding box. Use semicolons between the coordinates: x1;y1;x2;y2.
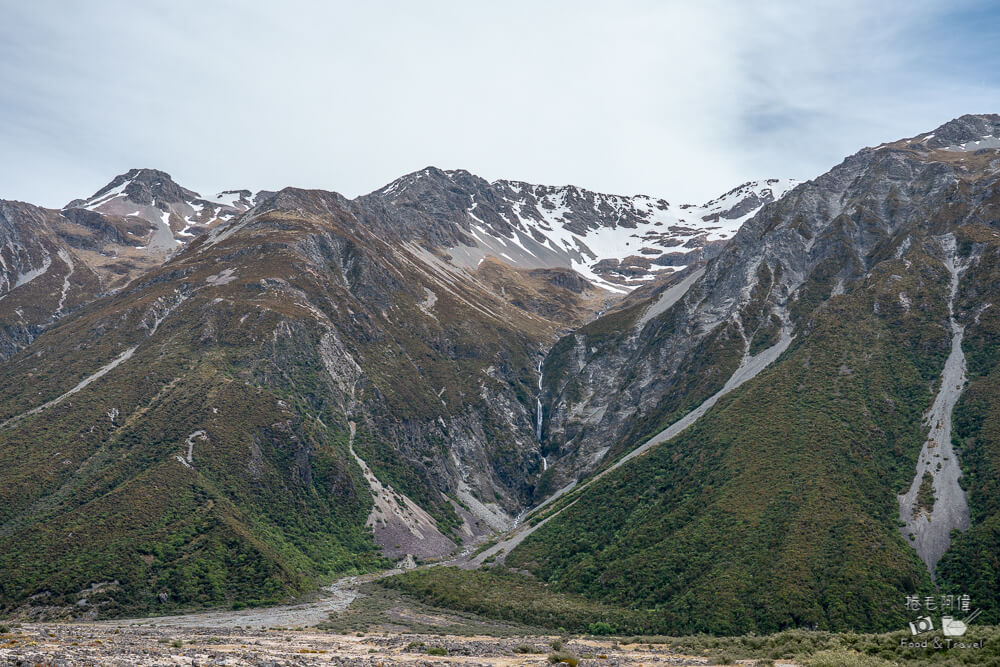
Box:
540;115;1000;489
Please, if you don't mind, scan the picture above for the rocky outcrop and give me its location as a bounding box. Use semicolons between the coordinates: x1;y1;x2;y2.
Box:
541;114;1000;490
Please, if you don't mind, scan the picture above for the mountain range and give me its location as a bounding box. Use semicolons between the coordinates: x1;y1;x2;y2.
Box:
0;166;790;360
1;114;998;634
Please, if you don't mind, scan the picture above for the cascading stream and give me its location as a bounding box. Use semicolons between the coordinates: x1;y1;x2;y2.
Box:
535;358;544;443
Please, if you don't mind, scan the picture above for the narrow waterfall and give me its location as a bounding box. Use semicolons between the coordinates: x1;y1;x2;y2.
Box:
535;358;544;442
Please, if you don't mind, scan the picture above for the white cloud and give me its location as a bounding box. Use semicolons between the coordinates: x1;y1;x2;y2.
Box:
0;0;996;207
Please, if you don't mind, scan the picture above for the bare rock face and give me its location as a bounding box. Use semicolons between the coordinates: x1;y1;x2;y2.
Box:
95;167;198;206
358;167;796;291
540;114;1000;493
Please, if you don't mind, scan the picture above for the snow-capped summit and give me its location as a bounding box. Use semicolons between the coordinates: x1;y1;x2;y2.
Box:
58;166;798;294
64;169;259;252
365;168;799;292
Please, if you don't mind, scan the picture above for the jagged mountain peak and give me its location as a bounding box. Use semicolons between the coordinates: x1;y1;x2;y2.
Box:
66;168;194;210
698;178;800;221
369;167;497;209
874;113;1000;152
66;167;258;214
61;168;261;252
924;113;1000;145
260;185;349;207
361;169;797;292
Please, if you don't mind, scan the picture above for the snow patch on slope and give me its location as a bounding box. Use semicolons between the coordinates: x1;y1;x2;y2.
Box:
941;134;1000;152
441;176;798;293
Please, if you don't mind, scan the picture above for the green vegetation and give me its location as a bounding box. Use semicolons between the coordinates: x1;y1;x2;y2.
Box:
0;338;388;616
914;471;935;517
502;244;971;634
385;568;667;634
937;230;1000;625
0;278;389;615
803;650;895;667
503;226;1000;637
0;201;566;618
386;567;1000;665
589;621;616;635
317;581;541;636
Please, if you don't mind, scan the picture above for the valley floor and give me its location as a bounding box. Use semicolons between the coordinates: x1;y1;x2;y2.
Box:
4;573;998;666
111;574;370;631
3;566;997;666
0;624;726;666
0;574;775;666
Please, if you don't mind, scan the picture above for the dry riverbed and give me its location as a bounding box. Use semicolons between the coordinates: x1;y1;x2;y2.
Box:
1;577;796;665
0;622;756;666
0;580;785;666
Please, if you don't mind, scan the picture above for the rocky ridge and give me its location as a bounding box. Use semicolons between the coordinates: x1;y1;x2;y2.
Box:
361;167;797;291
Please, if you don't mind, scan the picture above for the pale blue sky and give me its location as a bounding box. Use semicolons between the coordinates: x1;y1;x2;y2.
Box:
1;0;998;207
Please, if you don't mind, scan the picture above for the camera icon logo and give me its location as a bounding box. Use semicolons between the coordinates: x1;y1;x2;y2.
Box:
909;615;934;636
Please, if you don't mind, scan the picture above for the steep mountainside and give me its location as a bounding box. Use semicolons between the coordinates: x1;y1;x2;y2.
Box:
9;111;1000;635
0;182;609;617
0;158;789;617
0;169;259;359
497;114;1000;632
0;155;828;614
0;200;145;359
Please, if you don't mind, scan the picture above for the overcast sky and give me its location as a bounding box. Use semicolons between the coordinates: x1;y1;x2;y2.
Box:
2;1;999;208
